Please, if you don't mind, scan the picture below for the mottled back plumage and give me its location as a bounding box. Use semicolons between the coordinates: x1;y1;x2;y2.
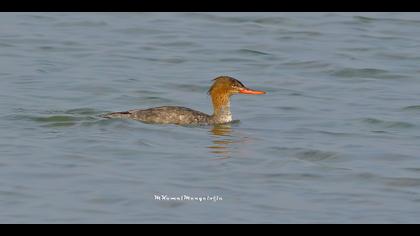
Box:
103;106;212;125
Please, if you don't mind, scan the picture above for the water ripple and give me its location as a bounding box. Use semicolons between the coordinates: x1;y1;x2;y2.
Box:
402;105;420;111
269;147;341;162
359;118;416;129
330;68;398;79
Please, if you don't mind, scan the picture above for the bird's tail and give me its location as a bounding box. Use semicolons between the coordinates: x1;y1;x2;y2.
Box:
101;111;132;119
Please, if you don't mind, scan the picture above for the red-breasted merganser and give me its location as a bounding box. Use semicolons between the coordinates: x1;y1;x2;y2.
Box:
103;76;266;125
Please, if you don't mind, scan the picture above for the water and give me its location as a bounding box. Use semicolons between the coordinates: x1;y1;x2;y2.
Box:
1;12;420;223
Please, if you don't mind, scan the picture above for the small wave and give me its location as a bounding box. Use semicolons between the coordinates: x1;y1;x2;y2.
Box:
386;177;420;187
317;130;357;137
340;47;378;52
114;27;164;35
37;45;88;53
143;57;187;64
218;57;255;63
0;42;15;48
260;172;323;180
53;21;108;28
361;118;384;124
30;115;79;128
172;84;207;93
237;49;271;56
294;150;339;162
354;15;420;25
375;52;420;60
282;60;331;69
353;16;376;23
11;108;106;128
64;108;101;116
359;118;415;129
140;96;175;104
182;13;255;24
287;31;323;37
32;115;77;123
275;106;301;111
157;41;198;48
160;58;187;64
403;105;420;111
331;68;396;79
387;122;416;129
404;168;420;173
269;147;340;162
253;17;289;25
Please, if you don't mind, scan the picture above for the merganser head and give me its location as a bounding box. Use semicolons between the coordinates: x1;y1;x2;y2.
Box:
207;76;266;123
208;76;266;97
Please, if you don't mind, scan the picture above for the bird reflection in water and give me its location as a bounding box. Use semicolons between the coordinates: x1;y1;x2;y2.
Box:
207;121;249;160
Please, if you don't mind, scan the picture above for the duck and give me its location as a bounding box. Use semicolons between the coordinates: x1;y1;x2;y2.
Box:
103;76;266;125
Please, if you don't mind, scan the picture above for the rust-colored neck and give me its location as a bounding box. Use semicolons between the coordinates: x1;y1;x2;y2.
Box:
210;91;232;123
